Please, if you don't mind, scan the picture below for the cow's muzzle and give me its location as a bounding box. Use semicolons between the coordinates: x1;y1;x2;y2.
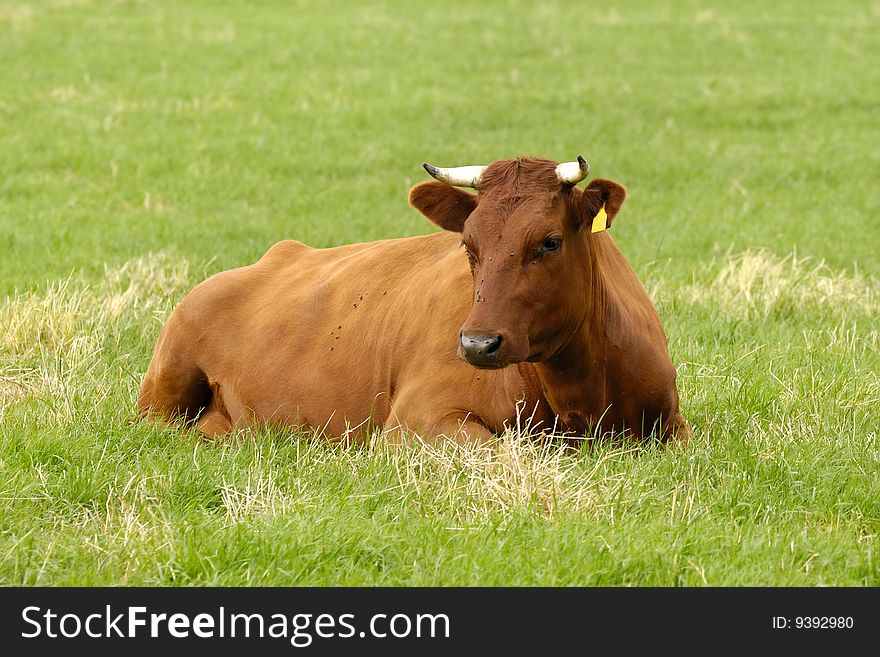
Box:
460;331;506;369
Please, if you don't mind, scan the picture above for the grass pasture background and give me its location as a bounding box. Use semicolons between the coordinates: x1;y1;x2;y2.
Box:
1;0;879;585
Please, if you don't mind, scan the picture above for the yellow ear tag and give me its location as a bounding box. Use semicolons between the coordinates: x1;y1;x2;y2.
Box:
591;204;608;233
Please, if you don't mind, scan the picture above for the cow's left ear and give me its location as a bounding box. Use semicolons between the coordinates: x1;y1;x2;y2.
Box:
573;178;627;230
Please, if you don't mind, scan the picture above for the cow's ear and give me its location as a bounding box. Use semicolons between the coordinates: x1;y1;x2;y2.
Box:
409;182;477;233
573;178;627;230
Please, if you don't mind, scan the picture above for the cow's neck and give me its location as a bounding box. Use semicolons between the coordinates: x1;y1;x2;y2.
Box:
525;320;609;437
523;235;619;436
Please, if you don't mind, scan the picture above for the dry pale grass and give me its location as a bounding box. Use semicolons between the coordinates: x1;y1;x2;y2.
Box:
0;277;93;362
220;470;312;521
70;498;177;583
0;4;34;31
101;252;190;324
680;249;877;318
381;431;636;522
4;472;180;584
0;251;188;361
0;251;189;420
0;377;30;414
802;319;880;354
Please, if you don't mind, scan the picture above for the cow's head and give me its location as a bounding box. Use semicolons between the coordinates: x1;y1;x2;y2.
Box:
409;156;626;369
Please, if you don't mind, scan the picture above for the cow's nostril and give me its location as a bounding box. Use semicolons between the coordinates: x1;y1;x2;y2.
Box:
460;331;505;367
486;334;503;355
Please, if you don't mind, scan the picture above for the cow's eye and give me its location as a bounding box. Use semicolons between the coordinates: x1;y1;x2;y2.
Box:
540;237;562;253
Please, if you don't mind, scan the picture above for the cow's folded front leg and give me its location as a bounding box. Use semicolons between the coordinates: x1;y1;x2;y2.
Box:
383;406;495;446
662;413;691;446
423;412;494;446
196;403;232;438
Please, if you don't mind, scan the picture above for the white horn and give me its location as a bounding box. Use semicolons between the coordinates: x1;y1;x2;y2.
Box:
422;162;487;188
555;155;590;184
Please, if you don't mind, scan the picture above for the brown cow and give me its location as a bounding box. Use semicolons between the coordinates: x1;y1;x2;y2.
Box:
138;156;689;444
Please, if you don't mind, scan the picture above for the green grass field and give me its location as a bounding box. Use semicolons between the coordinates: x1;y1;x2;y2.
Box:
1;0;879;585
